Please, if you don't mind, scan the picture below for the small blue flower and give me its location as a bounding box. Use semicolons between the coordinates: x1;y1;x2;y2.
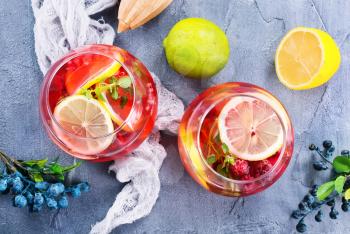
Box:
14;195;27;208
32;204;43;212
78;182;90;193
34;193;44;205
46;197;58;210
0;179;8;192
25;192;34;204
71;186;81;198
12;177;24;194
35;182;49;190
58;196;69;209
47;183;65;197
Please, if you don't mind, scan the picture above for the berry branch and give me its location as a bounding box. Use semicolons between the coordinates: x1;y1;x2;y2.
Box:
0;150;90;212
292;141;350;233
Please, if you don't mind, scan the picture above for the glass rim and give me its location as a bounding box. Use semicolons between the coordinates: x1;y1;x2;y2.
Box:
194;82;293;185
43;47;137;140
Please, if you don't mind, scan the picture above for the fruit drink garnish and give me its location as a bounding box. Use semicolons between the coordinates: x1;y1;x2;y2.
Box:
200;96;283;180
40;45;158;161
178;82;294;196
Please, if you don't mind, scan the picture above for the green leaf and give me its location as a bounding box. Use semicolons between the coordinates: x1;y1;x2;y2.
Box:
120;96;128;109
50;163;63;174
216;164;228;177
345;188;350;200
22;158;48;168
117;76;132;89
221;143;229;154
111;86;119;100
95;87;105;101
206;155;216;165
214;134;221;143
333;156;350;173
335;176;346;194
317;181;335;200
30;172;44;182
62;161;81;173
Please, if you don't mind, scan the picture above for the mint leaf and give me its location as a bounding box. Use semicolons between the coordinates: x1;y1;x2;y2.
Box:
317;181;335;200
117;76;132;89
333;156;350;173
111;86;119;100
335;176;346;194
120;96;128;108
216;164;228;177
214;134;221;143
221;143;229;154
207;155;216;165
95;87;105;101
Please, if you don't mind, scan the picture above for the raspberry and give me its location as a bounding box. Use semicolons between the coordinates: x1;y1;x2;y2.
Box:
241;174;254;180
250;160;273;178
229;159;250;178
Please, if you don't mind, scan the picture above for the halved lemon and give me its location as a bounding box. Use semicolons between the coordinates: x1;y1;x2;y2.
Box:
218;97;283;161
275;27;341;90
65;54;123;95
53;95;114;155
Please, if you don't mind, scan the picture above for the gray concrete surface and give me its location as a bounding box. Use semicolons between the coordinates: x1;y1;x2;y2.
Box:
0;0;350;233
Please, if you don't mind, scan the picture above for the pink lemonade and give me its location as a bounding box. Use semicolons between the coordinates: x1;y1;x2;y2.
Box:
178;82;294;196
40;45;158;162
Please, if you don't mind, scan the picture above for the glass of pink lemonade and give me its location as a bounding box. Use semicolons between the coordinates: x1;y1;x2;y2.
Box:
178;82;294;196
40;45;158;162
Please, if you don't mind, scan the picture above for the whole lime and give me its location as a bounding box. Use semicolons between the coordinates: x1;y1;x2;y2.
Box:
163;18;230;79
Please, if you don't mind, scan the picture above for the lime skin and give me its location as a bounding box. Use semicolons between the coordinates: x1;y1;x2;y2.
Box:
163;18;230;79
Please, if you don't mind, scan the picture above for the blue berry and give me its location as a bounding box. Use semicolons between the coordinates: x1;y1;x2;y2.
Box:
25;192;34;205
315;210;323;222
341;203;349;212
326;199;335;207
313;161;327;171
296;219;307;233
310;185;318;197
32;204;43;212
71;186;81;198
0;179;8;192
47;183;65;197
35;182;49;190
291;210;303;219
303;194;314;205
14;195;27;208
341;150;350;156
298;202;309;211
329;208;339;219
78;182;90;192
12;177;24;193
46;197;58;210
34;193;44;205
58;196;69;209
323;140;332;149
309;144;317;151
328;146;335;153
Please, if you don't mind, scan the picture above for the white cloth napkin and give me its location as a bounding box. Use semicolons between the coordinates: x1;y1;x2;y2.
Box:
31;1;184;233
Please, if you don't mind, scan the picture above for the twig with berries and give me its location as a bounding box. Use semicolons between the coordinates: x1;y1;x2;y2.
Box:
0;150;90;212
292;141;350;233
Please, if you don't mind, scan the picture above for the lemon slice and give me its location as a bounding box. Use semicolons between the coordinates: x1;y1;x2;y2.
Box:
53;95;114;155
218;97;283;161
275;27;341;90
